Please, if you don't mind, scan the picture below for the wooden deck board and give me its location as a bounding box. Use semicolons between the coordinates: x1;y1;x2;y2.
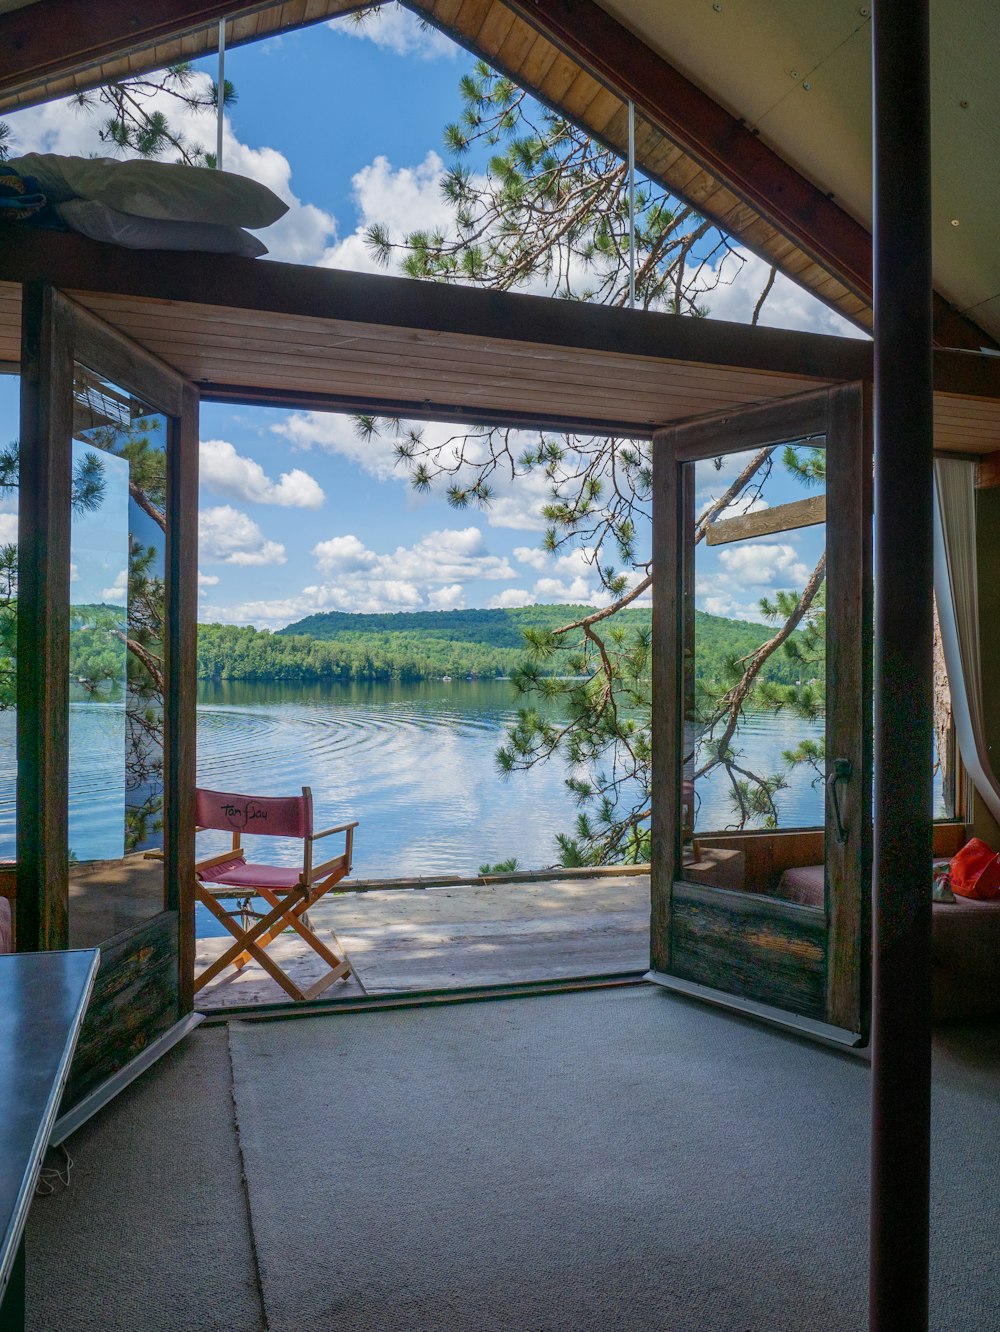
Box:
195;874;650;1007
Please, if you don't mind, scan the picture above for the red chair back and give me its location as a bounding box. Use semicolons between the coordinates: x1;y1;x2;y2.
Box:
195;787;313;840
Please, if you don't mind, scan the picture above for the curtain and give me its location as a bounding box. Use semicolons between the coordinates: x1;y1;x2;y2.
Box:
933;457;1000;824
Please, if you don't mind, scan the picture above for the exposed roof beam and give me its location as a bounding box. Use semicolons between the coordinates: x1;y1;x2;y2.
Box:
0;229;872;384
502;0;993;351
507;0;871;301
0;0;288;102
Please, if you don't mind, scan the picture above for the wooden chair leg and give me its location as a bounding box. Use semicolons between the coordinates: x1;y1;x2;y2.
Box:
230;932;307;1002
255;885;351;973
236;867;348;960
194;885;307;992
195;872;355;1002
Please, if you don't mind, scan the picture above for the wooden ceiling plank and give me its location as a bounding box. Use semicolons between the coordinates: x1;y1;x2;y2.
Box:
470;1;516;52
91;325;817;410
71;295;836;393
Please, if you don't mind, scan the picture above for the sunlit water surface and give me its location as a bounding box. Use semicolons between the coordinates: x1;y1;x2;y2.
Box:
0;680;849;873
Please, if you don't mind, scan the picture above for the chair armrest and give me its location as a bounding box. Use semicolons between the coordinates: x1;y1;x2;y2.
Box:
310;820;360;842
310;852;350;882
195;848;246;873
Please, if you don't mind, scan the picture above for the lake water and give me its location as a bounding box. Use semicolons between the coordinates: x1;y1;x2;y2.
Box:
0;679;835;872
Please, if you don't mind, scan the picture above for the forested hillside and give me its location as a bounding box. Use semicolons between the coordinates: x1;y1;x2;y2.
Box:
196;605;814;686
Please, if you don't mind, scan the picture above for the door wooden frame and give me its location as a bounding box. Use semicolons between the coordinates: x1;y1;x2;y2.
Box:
17;284;199;1035
650;382;873;1040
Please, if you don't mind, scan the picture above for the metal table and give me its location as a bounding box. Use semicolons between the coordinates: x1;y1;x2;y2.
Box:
0;950;98;1332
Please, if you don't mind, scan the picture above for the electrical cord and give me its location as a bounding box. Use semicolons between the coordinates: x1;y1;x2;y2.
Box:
35;1144;74;1197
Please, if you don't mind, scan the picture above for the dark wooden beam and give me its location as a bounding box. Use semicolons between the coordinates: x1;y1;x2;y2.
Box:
0;228;873;382
976;450;1000;489
0;0;271;99
203;382;657;439
505;0;994;353
705;493;826;546
869;0;934;1325
509;0;871;302
16;284;73;952
167;382;200;1014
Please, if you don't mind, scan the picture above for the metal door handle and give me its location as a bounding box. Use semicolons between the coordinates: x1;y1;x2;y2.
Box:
827;758;852;845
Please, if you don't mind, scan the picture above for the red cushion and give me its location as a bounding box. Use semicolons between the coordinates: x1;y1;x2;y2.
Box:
197;859;303;891
950;838;1000;901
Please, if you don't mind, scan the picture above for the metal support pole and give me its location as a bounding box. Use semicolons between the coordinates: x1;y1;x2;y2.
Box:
216;18;226;170
870;2;934;1329
627;99;636;309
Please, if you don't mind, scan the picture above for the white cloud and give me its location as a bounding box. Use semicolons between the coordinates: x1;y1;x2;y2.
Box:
514;545;549;571
314;526;513;585
198;571;220;598
0;514;17;544
311;534;377;574
318;150;452;275
100;569;129;603
202;526;515;626
705;246;866;338
273;411;403;480
553;546;599;577
200;438;324;508
427;583;465;610
4;75;338;266
713;496;769;524
199;505;286;566
716;542;811;587
488;588;536;609
532;575;595;604
701;593;771;624
273;411;554;533
332;4;458;61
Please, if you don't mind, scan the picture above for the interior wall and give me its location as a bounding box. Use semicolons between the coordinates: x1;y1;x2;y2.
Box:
973;488;1000;846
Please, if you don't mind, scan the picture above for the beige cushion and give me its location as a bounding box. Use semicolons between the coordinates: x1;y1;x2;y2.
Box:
56;199;268;257
11;153;287;228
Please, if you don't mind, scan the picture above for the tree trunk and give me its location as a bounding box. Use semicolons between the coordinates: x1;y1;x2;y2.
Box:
932;593;954;816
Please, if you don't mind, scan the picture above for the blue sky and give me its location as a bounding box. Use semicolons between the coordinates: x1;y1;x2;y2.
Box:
0;3;855;629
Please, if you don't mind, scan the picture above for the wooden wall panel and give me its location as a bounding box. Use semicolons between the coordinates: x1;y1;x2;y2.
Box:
62;912;180;1109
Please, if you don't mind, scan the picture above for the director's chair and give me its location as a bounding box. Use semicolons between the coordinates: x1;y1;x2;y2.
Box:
194;785;358;1001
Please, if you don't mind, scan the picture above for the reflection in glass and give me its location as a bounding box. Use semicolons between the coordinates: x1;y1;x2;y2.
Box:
0;425;16;863
680;440;828;892
68;365;167;945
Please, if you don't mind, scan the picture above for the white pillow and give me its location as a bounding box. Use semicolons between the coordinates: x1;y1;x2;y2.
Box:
56;199;268;257
12;153;287;228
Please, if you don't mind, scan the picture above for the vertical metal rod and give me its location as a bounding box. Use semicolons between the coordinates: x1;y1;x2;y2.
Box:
870;2;934;1329
628;99;636;309
216;18;226;170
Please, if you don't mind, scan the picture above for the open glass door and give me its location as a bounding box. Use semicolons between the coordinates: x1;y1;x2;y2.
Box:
650;385;872;1044
18;286;198;1111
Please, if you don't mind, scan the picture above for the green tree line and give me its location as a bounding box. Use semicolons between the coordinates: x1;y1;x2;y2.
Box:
195;607;818;687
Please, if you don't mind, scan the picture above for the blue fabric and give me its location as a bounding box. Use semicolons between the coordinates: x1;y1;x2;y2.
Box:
0;165;47;218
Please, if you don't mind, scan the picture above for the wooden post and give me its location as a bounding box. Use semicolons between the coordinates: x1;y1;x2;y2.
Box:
870;2;935;1328
165;384;200;1012
16;284;72;952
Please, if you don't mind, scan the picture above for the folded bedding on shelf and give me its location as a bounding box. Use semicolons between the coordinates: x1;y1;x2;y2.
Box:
54;198;268;256
9;153;288;227
3;152;287;255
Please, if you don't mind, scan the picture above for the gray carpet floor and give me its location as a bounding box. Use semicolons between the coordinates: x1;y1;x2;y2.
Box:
26;1026;265;1332
25;989;1000;1331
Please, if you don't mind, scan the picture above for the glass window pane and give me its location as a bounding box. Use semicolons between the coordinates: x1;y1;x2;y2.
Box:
68;365;167;945
0;375;17;868
681;441;827;891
